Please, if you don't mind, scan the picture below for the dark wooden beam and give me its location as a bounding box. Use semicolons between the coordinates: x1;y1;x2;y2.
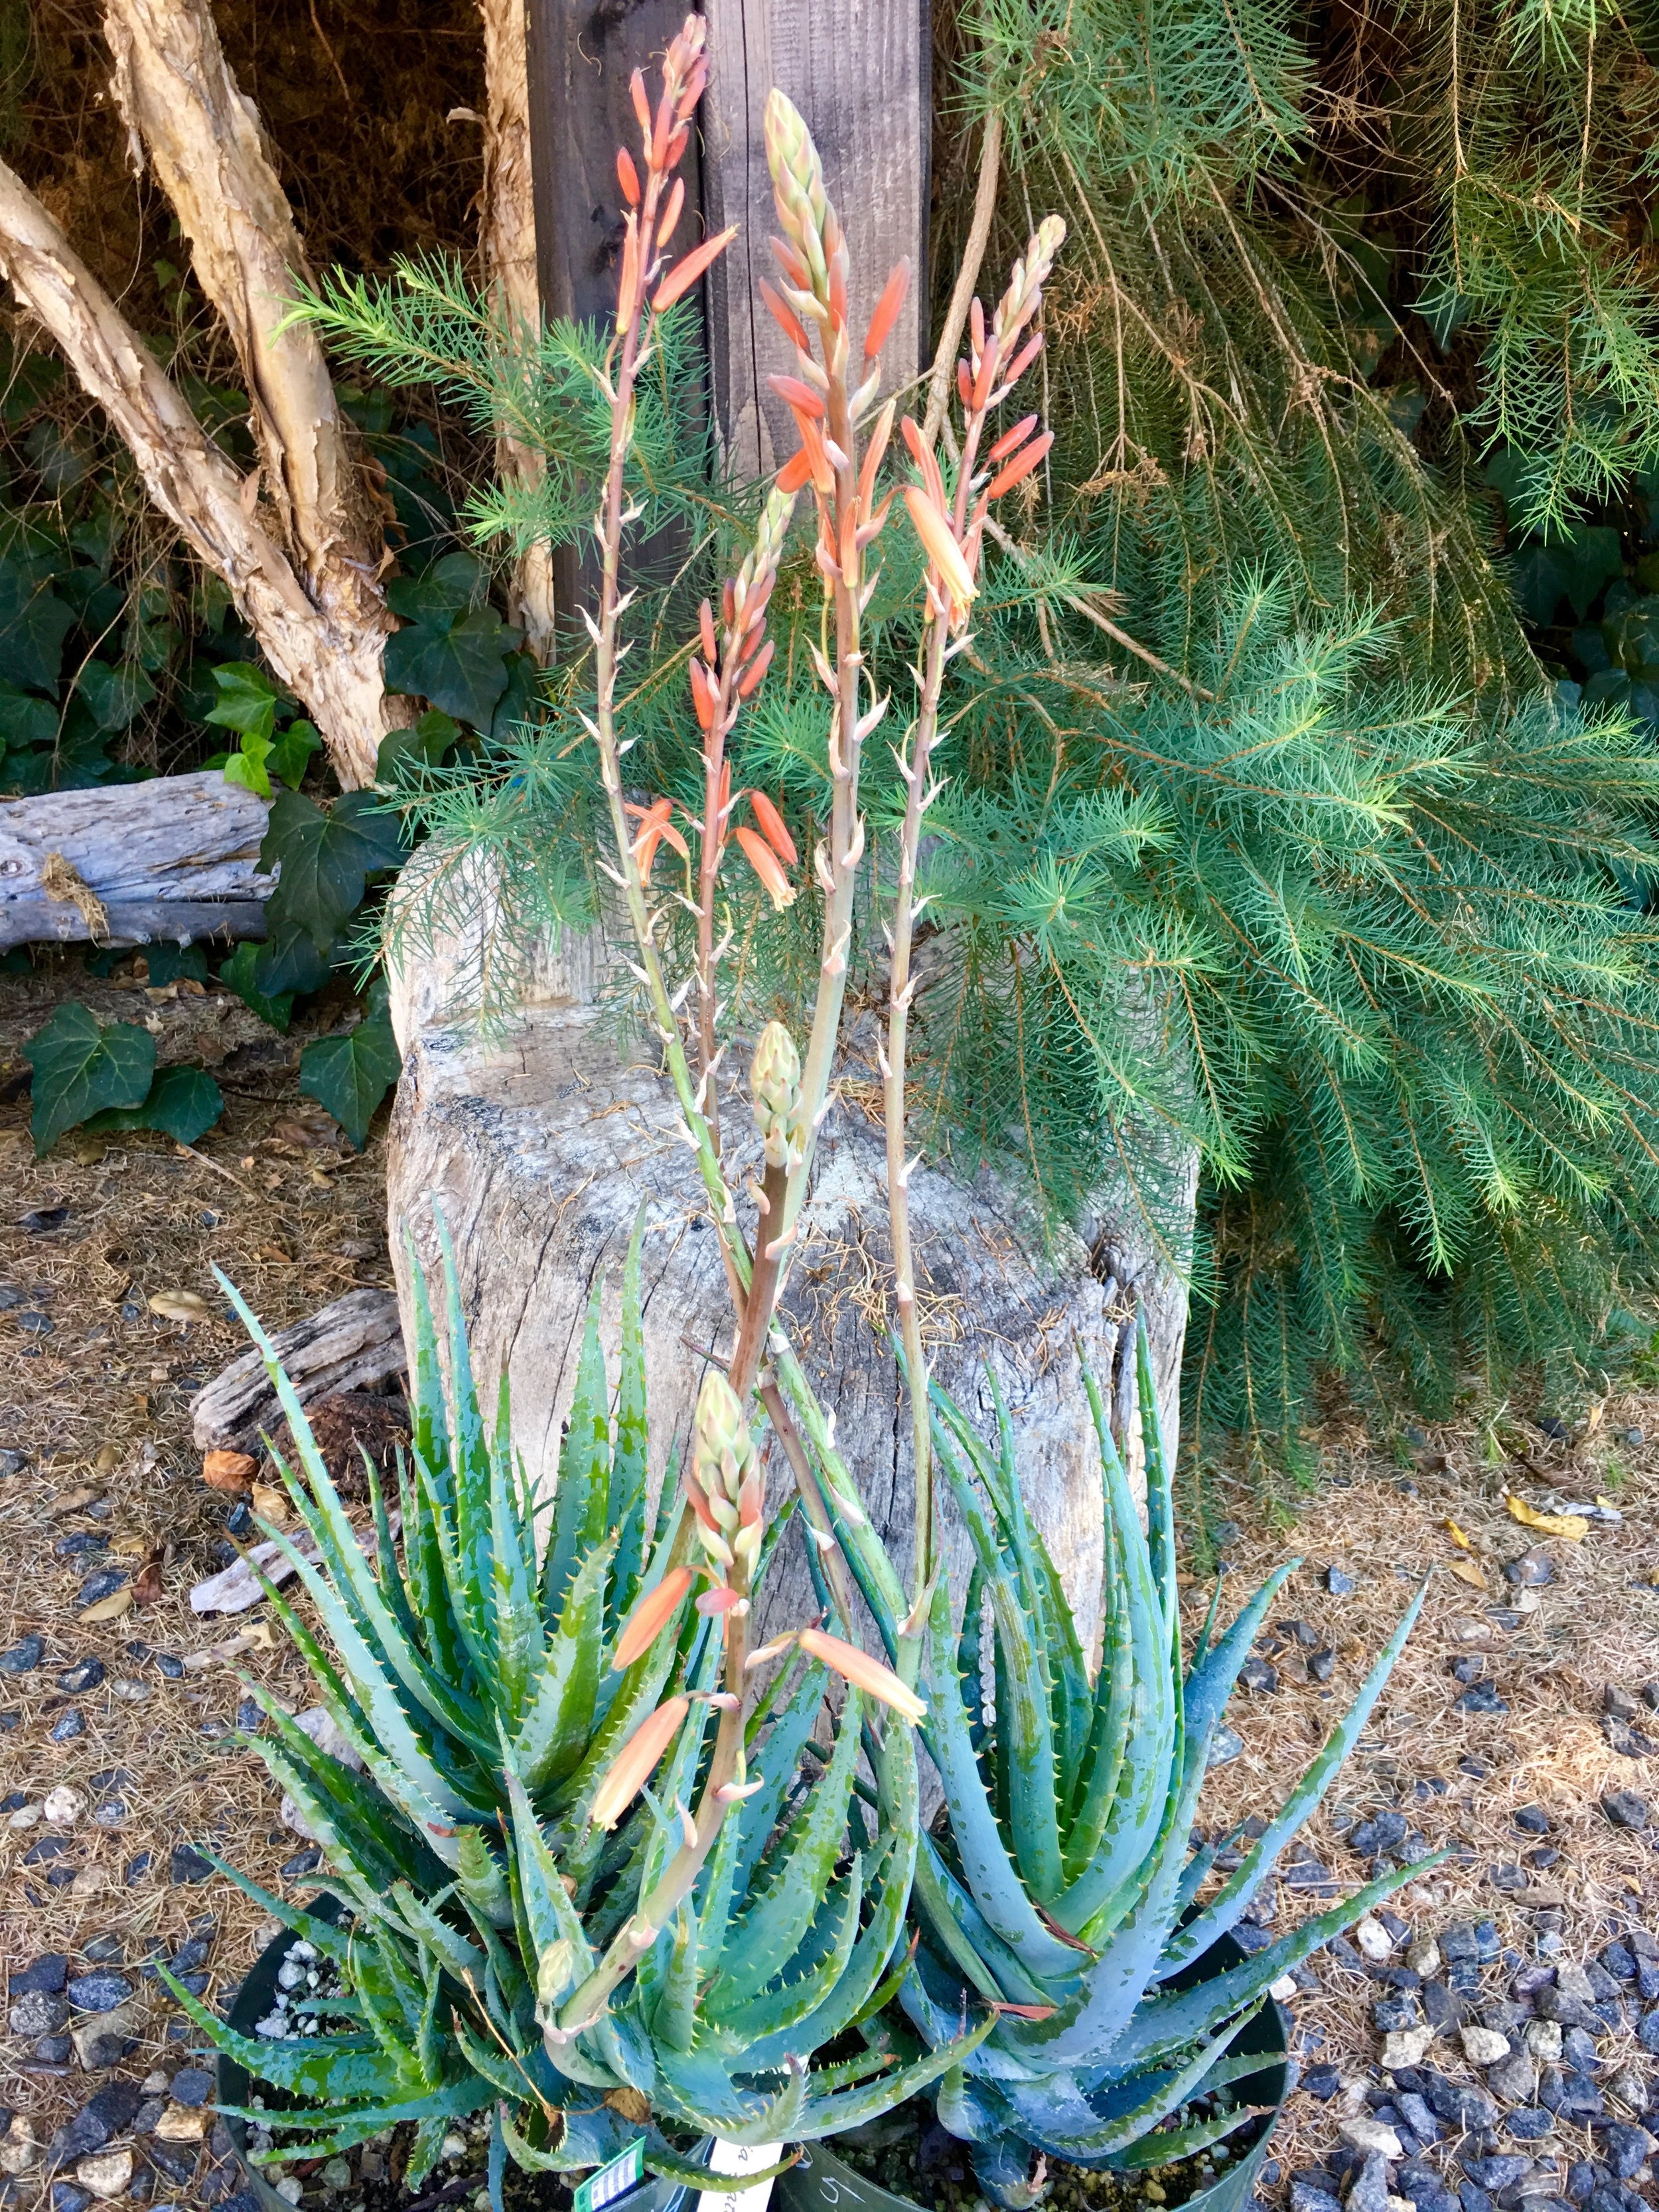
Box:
700;0;930;475
526;1;931;487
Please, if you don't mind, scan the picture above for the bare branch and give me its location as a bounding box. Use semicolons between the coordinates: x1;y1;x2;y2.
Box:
0;157;388;780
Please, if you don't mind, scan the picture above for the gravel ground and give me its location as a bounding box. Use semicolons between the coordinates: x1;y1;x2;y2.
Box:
1;956;1656;2212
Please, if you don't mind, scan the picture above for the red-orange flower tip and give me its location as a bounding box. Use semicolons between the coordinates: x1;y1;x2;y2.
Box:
611;1563;693;1670
749;788;797;865
864;257;912;361
797;1627;927;1722
733;824;796;910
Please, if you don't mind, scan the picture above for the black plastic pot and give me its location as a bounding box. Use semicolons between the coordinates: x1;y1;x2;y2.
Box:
221;1903;697;2212
776;1933;1291;2212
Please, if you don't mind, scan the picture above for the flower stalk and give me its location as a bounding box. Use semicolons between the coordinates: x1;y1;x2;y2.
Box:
885;217;1065;1611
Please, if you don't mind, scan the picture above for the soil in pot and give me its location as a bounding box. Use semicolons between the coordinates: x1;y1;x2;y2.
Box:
828;2088;1279;2212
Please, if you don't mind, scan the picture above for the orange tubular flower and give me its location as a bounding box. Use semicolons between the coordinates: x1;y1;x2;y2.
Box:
759;277;812;354
616;149;641;206
733;824;796;911
748;788;796;864
797;1628;928;1723
652;225;737;315
777;447;813;494
737;637;776;698
864;258;912;360
902;486;978;624
611;1563;693;1671
768;372;827;421
589;1695;689;1828
989;413;1038;465
987;430;1054;500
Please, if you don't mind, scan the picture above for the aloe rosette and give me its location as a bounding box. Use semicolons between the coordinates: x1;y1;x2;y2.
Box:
165;1223;981;2193
865;1331;1429;2207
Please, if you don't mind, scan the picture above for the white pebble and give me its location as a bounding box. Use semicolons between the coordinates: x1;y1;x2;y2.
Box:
7;1805;40;1829
1354;1915;1395;1961
1269;1974;1299;2001
1340;2116;1403;2160
43;1785;86;1826
441;2134;468;2162
254;2011;288;2039
1461;2024;1512;2065
275;2177;304;2205
277;1960;306;1990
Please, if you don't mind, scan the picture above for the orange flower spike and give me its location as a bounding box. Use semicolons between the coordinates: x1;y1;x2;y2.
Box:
666;124;690;171
688;657;717;733
611;1562;693;1671
1001;331;1044;391
589;1695;689;1829
987;429;1054;500
777;447;813;494
768;373;826;421
651;92;673;174
630;67;652;136
616;219;641;331
734;824;796;910
970;297;986;356
989;414;1038;465
903;485;978;623
864;258;912;361
900;415;947;513
956;359;973;408
659;178;685;247
616;149;641;207
797;1627;927;1723
857;400;897;516
759;278;813;356
722;579;737;630
749;787;796;864
652;226;737;315
698;598;718;666
768;235;812;291
972;334;1001;411
737;636;774;699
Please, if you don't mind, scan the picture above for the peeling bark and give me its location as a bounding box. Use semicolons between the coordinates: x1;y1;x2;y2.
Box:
0;159;396;783
100;0;392;782
478;0;556;664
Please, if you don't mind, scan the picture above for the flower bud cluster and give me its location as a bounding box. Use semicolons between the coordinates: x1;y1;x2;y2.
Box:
750;1021;806;1173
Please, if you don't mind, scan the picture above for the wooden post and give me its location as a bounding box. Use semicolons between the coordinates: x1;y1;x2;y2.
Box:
524;1;930;477
699;1;930;472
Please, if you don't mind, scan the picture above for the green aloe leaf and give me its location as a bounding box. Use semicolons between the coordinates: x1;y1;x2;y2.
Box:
542;1283;612;1631
513;1534;615;1791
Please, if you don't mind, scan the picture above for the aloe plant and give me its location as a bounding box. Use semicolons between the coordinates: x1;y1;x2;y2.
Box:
859;1330;1431;2209
165;1222;981;2194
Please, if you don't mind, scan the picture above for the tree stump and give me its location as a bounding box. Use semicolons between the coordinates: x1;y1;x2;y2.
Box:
386;905;1192;1643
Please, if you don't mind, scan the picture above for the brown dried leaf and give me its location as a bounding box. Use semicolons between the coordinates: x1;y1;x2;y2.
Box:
1443;1517;1473;1550
251;1481;290;1528
202;1449;257;1495
133;1549;164;1606
1447;1557;1488;1589
149;1288;210;1323
80;1587;133;1623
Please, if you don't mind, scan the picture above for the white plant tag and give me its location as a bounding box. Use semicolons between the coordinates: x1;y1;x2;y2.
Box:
695;2137;786;2212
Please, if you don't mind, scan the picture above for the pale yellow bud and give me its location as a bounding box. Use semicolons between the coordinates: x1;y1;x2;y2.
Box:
751;1020;804;1169
693;1368;752;1507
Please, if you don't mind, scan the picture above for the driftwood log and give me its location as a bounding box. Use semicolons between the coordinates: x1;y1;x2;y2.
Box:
188;1286;404;1455
386;917;1192;1651
0;771;273;950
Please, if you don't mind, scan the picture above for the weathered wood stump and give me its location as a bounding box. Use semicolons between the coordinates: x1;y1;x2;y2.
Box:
0;770;271;949
386;909;1192;1645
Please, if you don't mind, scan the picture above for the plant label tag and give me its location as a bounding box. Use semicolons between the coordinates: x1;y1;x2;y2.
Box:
574;2138;645;2212
695;2138;785;2212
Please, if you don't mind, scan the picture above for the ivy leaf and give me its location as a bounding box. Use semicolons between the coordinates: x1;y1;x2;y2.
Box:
270;717;323;790
24;1003;155;1155
78;658;157;733
222;730;275;798
145;944;208;987
377;708;462;785
299;1009;401;1149
259;789;407;952
384;551;482;627
0;680;58;752
205;662;284;745
219;940;295;1031
384;606;520;729
0;553;76;693
251;916;333;999
85;1065;224;1144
